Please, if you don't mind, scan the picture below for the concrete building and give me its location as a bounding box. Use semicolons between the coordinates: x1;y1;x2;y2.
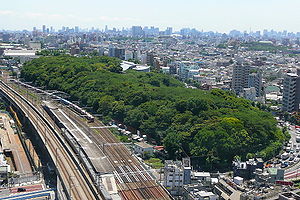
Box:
2;34;10;42
248;72;263;97
70;46;80;55
179;61;200;80
231;63;250;95
232;158;264;180
146;52;155;66
133;142;153;157
3;49;38;63
192;172;211;186
213;178;242;200
282;69;300;112
242;87;257;101
164;158;191;195
254;168;284;184
132;26;144;37
42;25;46;33
187;69;200;79
192;191;218;200
109;47;125;60
28;42;42;50
125;50;133;60
0;152;10;180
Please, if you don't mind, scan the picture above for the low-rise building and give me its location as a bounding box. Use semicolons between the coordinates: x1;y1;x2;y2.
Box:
192;191;218;200
232;158;263;179
3;49;38;63
133;142;153;157
192;172;211;186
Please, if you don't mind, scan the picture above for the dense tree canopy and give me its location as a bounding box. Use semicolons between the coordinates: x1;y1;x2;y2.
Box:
21;56;289;171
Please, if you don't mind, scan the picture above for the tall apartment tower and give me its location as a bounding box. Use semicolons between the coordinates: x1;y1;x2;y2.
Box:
282;69;300;112
231;63;250;95
248;72;263;97
108;46;125;60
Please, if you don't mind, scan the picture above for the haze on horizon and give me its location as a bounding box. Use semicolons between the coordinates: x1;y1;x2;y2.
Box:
1;0;300;33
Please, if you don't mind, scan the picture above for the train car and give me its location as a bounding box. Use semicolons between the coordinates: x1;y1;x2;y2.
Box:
58;97;95;123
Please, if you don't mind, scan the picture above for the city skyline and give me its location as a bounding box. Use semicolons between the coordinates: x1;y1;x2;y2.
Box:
1;0;300;33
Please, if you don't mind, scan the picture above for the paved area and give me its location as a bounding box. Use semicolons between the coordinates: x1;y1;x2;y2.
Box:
0;113;32;174
48;105;114;174
9;184;43;193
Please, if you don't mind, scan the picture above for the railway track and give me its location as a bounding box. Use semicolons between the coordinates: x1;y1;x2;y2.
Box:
70;113;171;199
6;79;171;200
0;81;101;200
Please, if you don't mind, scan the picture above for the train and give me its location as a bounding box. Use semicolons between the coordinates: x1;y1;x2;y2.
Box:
59;98;95;123
11;79;95;123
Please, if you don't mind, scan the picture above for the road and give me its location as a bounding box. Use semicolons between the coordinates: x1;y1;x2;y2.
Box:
280;123;300;180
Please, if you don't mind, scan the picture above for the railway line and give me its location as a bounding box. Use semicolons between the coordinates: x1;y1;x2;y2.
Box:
6;78;172;200
0;80;101;200
64;107;171;199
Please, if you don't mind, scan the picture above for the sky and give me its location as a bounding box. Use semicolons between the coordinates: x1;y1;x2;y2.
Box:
1;0;300;33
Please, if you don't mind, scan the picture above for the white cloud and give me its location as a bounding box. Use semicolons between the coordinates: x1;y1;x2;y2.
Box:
0;10;15;16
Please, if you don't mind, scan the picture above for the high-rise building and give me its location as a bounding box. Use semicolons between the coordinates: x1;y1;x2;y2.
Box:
231;63;250;95
165;27;173;35
2;34;10;42
282;69;300;112
146;52;155;67
42;25;46;33
109;46;125;60
75;26;79;33
132;26;144;37
248;72;263;97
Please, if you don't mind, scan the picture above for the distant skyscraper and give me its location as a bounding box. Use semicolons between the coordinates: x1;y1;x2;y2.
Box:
166;27;173;35
132;26;144;37
105;25;108;33
282;69;300;112
75;26;79;33
2;34;10;42
42;25;46;33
